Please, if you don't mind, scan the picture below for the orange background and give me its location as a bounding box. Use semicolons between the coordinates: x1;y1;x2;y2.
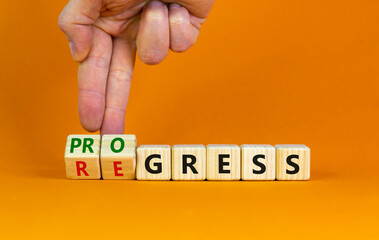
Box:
1;0;378;239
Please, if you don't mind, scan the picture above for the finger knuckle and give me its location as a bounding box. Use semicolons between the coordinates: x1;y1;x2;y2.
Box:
86;56;109;69
145;10;166;22
169;15;187;26
58;14;69;31
108;70;133;85
105;106;126;115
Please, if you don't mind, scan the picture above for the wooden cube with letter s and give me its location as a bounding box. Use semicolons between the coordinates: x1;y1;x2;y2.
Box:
64;135;101;179
241;144;276;180
275;144;310;180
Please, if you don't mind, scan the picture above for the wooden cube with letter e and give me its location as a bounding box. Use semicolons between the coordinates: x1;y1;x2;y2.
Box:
64;135;101;179
206;144;241;180
100;134;137;180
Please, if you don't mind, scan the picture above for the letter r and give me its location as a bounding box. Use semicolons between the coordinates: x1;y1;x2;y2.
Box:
76;161;89;176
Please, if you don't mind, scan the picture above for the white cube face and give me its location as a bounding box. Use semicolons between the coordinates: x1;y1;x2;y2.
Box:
241;145;275;180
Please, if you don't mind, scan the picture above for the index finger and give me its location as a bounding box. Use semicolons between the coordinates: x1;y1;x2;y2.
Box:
78;26;112;132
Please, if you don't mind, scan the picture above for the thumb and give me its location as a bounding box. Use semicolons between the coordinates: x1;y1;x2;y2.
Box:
58;0;102;62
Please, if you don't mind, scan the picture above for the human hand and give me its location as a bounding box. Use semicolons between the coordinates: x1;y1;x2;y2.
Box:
58;0;214;134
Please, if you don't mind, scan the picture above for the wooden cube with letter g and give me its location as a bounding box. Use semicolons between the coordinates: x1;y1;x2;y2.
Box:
136;145;171;180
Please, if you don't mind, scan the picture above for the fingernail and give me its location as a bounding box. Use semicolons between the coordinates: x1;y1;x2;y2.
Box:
193;26;200;43
69;41;76;59
147;1;164;7
169;3;181;10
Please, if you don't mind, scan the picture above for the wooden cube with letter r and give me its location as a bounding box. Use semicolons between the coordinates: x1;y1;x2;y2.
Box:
172;145;206;180
100;134;137;180
275;144;310;180
64;135;101;179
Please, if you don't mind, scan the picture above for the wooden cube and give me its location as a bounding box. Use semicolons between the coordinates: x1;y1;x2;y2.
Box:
136;145;171;180
241;144;275;180
100;135;137;180
172;145;206;180
64;135;101;179
206;144;241;180
275;144;310;180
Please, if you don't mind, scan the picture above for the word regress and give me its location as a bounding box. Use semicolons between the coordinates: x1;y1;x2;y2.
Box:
64;135;310;181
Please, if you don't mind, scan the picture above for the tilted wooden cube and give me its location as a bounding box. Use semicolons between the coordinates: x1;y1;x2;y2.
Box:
172;145;206;180
275;144;310;180
206;144;241;180
241;144;276;180
100;135;137;180
65;135;101;179
136;145;171;180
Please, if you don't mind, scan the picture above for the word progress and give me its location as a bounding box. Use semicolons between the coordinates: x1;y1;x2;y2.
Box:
64;135;310;180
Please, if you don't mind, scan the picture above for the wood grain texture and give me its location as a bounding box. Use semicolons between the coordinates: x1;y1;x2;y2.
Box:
275;144;310;180
136;145;171;180
64;135;101;179
241;144;275;180
206;144;241;180
100;135;136;180
172;145;206;180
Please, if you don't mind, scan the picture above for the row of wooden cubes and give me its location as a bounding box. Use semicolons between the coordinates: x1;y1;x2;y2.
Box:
65;135;310;180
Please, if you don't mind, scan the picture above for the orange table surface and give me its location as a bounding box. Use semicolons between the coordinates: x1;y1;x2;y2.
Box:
1;0;378;239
